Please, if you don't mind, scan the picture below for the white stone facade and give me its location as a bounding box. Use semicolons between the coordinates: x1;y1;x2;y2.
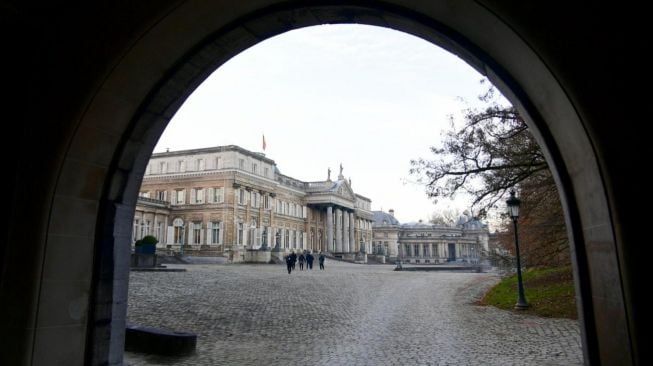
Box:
372;210;489;264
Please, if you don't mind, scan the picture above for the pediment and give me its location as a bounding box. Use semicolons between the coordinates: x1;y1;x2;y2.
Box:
335;180;356;201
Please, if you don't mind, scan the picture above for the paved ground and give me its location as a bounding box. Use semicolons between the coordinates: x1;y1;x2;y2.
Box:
124;261;582;365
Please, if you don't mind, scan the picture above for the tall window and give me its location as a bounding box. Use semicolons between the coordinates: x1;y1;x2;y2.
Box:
196;158;205;171
211;222;221;244
290;230;296;248
238;189;245;205
192;188;204;204
139;220;146;239
238;158;244;170
155;221;162;241
159;161;166;174
215;157;222;169
209;187;224;203
263;195;269;209
177;160;185;172
284;229;289;249
172;189;185;205
143;220;150;237
173;218;184;244
133;219;140;242
156;190;166;201
193;222;202;244
264;167;269;177
250;191;259;208
237;223;244;245
252;163;257;174
251;218;258;247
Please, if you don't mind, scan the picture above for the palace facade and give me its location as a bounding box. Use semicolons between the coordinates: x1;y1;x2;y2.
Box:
132;145;374;261
372;209;489;264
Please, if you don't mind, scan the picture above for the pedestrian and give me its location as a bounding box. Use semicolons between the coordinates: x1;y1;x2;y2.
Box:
285;254;293;274
290;250;297;270
318;251;326;270
298;252;305;270
306;251;314;270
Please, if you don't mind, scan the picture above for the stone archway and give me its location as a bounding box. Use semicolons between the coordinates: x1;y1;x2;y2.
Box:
1;2;639;365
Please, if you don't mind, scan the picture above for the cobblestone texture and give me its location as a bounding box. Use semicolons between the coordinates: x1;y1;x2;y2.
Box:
124;261;582;365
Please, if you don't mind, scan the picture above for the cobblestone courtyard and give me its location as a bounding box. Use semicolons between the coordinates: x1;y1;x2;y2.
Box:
124;261;582;365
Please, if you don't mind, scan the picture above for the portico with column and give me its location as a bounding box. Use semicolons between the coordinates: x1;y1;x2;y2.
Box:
304;172;372;257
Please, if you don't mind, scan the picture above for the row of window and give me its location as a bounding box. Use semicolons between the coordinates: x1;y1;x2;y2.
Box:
401;243;479;257
172;221;224;245
170;219;308;249
148;156;270;178
134;215;373;247
141;187;310;218
236;189;308;218
140;188;226;205
133;219;164;242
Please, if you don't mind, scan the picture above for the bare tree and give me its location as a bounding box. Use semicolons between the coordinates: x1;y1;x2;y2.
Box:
410;82;569;265
428;208;462;226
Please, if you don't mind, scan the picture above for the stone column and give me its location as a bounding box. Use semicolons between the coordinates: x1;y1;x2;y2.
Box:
335;208;343;252
326;205;333;253
343;210;350;252
349;212;355;253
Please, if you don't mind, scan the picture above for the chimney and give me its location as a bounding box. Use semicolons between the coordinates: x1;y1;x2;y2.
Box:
389;209;394;217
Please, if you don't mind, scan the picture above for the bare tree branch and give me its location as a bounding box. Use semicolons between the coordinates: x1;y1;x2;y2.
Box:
410;81;570;266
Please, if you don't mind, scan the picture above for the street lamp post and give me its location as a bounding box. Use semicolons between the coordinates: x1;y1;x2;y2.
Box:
507;190;529;310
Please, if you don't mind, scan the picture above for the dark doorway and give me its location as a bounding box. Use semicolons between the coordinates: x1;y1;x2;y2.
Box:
448;243;456;262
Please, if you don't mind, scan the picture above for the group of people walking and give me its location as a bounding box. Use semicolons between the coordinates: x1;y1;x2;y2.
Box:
285;250;326;274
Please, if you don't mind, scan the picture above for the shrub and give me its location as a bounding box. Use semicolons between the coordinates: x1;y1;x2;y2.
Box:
136;235;158;246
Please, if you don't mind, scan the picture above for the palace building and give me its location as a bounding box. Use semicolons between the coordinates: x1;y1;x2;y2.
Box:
132;145;374;262
372;209;489;264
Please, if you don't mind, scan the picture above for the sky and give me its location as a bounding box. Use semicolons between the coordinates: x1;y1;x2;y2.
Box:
153;24;495;225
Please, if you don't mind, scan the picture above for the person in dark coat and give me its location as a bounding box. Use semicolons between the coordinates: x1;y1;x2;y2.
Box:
298;252;305;270
305;251;314;270
318;251;326;270
290;251;297;270
285;254;293;274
